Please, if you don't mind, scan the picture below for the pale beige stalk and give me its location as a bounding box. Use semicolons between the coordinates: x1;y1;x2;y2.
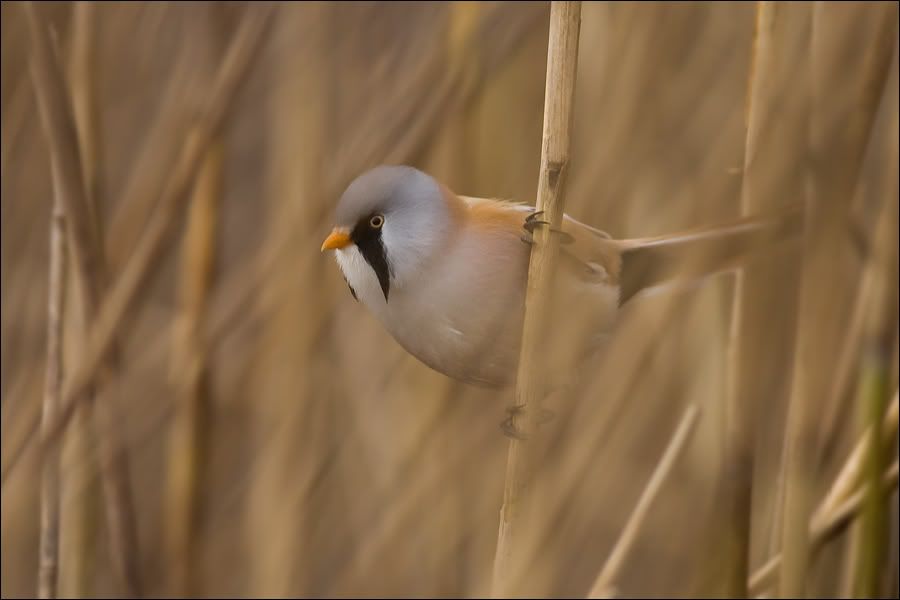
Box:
720;4;777;595
777;4;897;595
492;3;582;597
38;161;68;600
25;2;142;594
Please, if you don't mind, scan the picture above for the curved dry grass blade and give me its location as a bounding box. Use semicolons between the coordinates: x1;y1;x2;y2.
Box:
587;404;700;599
750;459;900;596
814;394;899;534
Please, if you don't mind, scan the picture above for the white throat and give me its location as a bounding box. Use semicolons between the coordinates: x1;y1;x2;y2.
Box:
334;245;390;317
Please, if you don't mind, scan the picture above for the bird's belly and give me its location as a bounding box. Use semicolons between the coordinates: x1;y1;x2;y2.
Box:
379;253;622;389
384;286;524;388
385;280;621;389
341;223;621;389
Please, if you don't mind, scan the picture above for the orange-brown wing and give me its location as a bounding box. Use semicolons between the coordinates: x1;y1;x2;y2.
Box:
557;214;625;287
460;195;626;287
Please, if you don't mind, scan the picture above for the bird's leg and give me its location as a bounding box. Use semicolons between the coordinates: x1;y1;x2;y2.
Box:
500;405;528;440
520;210;575;245
500;404;556;440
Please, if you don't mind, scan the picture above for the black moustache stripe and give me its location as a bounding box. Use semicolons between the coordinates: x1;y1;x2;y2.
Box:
351;219;391;301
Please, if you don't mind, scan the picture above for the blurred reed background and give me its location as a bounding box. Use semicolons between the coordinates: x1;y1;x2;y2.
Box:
1;1;898;598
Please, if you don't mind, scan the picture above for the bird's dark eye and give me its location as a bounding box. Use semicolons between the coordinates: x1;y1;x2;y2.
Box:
369;214;384;229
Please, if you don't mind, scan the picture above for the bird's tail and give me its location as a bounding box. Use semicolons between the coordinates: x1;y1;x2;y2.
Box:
617;205;803;305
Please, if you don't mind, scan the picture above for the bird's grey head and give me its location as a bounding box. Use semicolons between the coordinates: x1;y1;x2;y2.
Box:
326;166;454;302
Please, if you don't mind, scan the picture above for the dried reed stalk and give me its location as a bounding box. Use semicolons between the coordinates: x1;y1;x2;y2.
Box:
57;330;99;598
750;458;900;595
325;1;544;204
23;5;102;310
69;1;103;247
815;110;898;544
245;2;329;595
58;4;103;595
7;3;273;492
491;3;582;597
839;519;864;599
820;461;899;547
434;0;480;187
719;4;777;595
587;404;700;598
750;389;899;595
38;162;68;600
852;99;899;600
105;45;196;274
777;4;897;595
0;77;33;178
165;135;221;596
817;229;879;466
25;2;142;594
814;394;898;533
162;5;225;594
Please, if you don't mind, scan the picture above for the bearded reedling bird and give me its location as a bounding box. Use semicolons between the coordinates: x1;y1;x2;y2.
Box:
321;165;800;390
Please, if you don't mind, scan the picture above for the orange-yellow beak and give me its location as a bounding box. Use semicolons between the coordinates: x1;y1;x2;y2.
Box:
320;228;352;252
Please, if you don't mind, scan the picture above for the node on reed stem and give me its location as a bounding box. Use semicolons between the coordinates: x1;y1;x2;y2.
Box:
25;2;142;594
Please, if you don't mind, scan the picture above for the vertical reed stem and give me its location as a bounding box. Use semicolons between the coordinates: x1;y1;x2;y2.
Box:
852;97;899;600
720;4;777;595
777;4;897;596
60;4;102;594
38;167;68;600
491;3;582;597
25;2;143;595
165;135;221;596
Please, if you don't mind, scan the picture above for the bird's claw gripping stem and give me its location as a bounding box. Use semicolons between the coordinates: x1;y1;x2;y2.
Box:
500;404;556;440
521;210;574;245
